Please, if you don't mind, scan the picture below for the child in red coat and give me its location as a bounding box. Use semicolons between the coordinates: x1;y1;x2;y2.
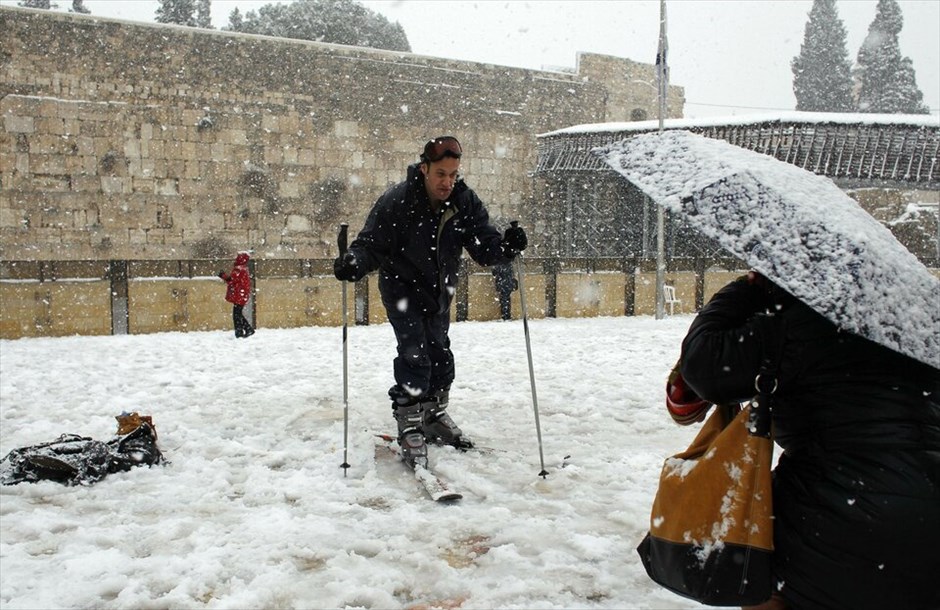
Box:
219;252;254;338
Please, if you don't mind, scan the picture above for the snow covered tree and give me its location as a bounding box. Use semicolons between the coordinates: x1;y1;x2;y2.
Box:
17;0;89;13
195;0;212;28
17;0;56;8
224;0;410;52
855;0;929;114
155;0;197;27
791;0;854;112
227;7;244;30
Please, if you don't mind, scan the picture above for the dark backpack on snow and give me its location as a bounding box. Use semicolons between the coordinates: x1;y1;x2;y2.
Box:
0;423;164;486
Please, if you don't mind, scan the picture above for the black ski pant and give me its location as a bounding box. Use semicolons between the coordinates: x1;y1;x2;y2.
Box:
386;307;454;400
232;304;253;337
497;290;512;320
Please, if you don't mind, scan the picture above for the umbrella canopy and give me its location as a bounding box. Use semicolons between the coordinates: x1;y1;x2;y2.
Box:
594;130;939;369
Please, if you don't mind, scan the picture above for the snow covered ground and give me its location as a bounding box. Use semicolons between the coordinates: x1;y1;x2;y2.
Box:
0;315;712;609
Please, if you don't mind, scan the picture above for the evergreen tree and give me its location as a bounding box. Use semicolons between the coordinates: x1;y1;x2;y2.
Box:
17;0;56;8
791;0;854;112
228;7;244;30
195;0;212;29
855;0;928;114
155;0;197;27
224;0;410;53
70;0;90;14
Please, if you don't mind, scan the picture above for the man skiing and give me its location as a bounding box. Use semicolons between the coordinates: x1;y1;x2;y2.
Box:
333;136;527;467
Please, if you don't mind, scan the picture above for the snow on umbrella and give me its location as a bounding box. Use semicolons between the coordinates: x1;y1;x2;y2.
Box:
593;129;939;369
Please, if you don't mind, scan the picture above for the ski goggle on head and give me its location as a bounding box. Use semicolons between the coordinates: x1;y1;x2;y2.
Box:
421;136;462;162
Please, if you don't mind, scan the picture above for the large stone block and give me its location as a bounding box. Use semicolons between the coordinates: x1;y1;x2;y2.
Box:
4;115;34;134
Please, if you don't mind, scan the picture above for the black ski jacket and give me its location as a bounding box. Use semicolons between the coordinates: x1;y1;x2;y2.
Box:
680;277;940;610
346;163;511;315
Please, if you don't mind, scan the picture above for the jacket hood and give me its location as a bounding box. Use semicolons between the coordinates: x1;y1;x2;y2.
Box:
235;253;250;266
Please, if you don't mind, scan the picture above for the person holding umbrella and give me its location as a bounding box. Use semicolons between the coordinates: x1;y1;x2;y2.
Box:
679;271;938;610
332;136;527;467
597;130;939;609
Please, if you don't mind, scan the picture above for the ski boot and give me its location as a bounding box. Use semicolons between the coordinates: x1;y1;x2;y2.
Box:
422;389;473;450
393;397;428;469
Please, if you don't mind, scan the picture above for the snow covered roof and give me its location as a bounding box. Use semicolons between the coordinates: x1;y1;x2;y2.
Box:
536;112;940;188
594;130;940;368
539;111;940;137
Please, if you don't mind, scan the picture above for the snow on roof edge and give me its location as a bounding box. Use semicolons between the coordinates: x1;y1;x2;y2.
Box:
539;111;940;138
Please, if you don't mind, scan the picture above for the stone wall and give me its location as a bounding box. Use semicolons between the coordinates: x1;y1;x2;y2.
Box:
0;6;685;262
849;187;940;264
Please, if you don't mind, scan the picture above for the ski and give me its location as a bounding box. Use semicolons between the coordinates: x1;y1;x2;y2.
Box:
413;462;462;502
374;436;462;502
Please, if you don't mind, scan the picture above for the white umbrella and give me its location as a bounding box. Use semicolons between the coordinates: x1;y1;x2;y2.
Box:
594;130;939;369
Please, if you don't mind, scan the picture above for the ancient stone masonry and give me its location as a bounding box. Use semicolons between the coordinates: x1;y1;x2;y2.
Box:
0;6;684;262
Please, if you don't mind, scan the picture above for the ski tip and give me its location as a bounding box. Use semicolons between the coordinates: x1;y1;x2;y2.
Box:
435;491;463;502
375;433;396;443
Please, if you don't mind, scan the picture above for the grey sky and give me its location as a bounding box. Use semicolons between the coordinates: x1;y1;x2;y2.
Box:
4;0;938;119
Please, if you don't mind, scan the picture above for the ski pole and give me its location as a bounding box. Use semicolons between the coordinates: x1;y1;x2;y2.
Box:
511;221;549;478
338;223;350;476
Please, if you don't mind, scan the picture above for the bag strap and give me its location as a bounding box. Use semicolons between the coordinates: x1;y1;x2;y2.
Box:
749;312;786;439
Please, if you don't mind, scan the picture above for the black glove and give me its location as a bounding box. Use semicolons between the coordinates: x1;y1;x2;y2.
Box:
502;225;527;258
333;252;359;282
217;271;225;279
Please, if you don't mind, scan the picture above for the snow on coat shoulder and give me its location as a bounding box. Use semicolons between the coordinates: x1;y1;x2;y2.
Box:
594;130;939;368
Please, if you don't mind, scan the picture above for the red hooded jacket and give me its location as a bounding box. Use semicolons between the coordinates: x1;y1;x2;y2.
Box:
221;253;251;306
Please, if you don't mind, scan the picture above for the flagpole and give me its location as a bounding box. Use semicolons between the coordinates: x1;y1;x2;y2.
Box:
655;0;668;320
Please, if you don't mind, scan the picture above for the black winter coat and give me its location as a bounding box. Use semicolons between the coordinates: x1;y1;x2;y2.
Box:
347;163;511;315
681;278;940;610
